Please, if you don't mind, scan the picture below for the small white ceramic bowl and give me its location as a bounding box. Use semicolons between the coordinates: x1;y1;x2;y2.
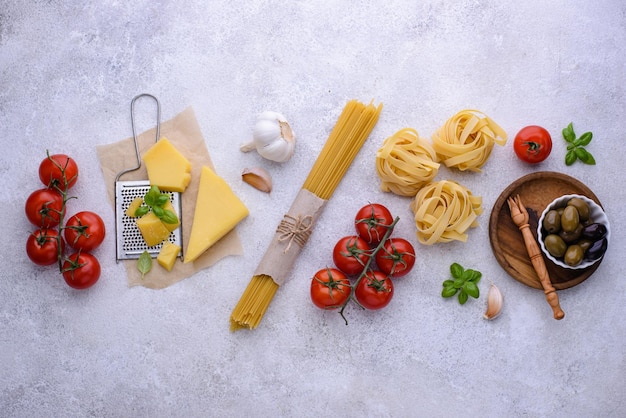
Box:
537;194;610;269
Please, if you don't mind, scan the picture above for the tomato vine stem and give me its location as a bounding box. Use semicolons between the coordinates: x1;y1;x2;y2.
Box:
337;216;400;325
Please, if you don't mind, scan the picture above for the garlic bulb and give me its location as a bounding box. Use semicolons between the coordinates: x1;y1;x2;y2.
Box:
483;283;503;320
240;111;296;162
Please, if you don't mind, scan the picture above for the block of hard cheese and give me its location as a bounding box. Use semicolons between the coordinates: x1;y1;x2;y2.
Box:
142;137;192;192
184;166;249;263
136;212;171;247
157;242;181;271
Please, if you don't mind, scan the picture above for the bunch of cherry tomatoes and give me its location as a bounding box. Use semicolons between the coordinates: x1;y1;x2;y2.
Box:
25;153;105;289
310;203;416;321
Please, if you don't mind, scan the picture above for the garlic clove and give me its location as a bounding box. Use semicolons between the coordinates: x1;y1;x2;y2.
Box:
242;167;272;193
483;283;503;320
240;111;296;163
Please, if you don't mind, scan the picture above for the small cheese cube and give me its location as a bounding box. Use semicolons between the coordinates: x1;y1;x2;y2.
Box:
184;166;249;263
136;212;171;247
142;137;192;192
125;197;144;218
157;242;181;271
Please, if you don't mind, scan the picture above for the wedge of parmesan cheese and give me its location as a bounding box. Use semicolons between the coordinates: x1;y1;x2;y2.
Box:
184;166;248;263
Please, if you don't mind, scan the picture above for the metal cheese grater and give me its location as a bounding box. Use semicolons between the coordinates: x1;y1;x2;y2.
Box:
114;94;183;262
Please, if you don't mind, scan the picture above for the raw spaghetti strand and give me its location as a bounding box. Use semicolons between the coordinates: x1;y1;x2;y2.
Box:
230;100;382;330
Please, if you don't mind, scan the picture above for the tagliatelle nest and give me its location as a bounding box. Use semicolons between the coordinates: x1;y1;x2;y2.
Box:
375;128;440;197
432;109;507;172
410;180;483;245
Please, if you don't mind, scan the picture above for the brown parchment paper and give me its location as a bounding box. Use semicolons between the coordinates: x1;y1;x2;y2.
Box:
96;106;243;289
254;189;326;286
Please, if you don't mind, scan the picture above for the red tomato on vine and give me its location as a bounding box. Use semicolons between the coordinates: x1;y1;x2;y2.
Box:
354;203;394;244
375;238;416;277
355;270;394;310
310;268;352;309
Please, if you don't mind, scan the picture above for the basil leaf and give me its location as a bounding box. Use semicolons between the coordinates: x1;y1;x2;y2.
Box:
575;131;593;147
575;148;596;165
453;278;465;289
442;286;457;298
450;263;464;279
155;194;169;207
562;123;576;143
134;205;150;217
463;281;480;298
565;150;578;166
467;269;482;283
161;209;179;224
144;187;160;206
152;206;165;218
458;291;469;305
443;279;455;287
137;251;152;279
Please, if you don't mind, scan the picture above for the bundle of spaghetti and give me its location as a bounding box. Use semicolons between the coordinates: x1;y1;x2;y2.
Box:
230;99;383;331
409;180;482;245
375;127;440;197
431;109;507;172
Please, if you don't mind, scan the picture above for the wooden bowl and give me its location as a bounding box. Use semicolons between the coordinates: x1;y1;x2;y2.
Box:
489;172;605;290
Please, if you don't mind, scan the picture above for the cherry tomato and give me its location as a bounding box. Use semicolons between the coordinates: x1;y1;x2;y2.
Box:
355;270;394;310
26;229;64;266
332;235;371;276
375;238;416;277
513;125;552;163
354;203;394;244
39;154;79;190
64;211;106;252
25;188;64;228
310;268;352;309
62;252;101;289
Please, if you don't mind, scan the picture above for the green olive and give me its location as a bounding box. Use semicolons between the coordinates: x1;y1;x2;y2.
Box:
577;239;593;253
542;210;561;234
564;244;584;267
559;223;583;243
567;197;590;221
556;207;565;216
561;205;580;232
544;234;567;258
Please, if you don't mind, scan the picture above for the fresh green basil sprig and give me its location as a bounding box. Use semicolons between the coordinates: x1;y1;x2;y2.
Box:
441;262;481;305
135;185;179;224
562;123;596;166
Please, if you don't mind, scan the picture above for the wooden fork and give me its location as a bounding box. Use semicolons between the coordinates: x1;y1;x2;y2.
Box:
507;194;565;320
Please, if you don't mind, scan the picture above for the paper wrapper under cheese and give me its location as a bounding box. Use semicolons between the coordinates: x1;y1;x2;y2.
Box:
96;106;244;289
254;189;326;286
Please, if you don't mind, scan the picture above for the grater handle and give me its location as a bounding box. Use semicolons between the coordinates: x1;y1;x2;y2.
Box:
115;94;161;182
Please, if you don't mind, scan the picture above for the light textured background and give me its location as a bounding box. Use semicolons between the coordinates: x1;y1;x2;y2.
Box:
1;1;625;417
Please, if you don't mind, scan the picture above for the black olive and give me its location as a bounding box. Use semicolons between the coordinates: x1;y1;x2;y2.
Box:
581;223;607;241
585;238;608;261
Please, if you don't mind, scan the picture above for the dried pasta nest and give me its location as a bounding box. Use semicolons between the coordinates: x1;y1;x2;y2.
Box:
410;180;482;245
432;109;507;172
376;128;440;197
